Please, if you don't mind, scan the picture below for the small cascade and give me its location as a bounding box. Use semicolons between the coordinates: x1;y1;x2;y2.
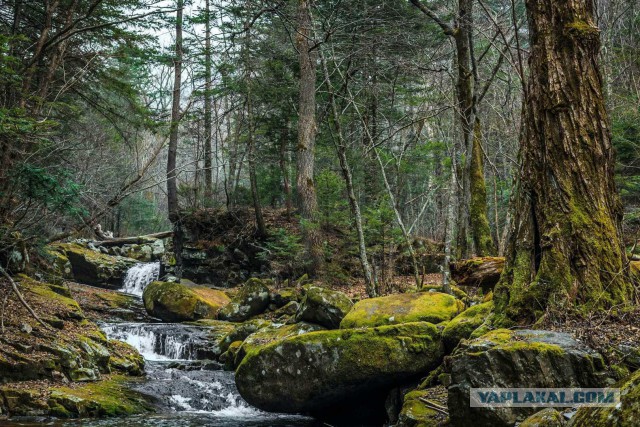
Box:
102;323;220;361
120;262;160;296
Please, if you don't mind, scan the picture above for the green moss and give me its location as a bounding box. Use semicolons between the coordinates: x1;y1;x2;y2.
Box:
397;389;445;427
442;301;493;352
340;292;464;329
469;119;496;257
566;20;600;37
50;376;153;417
143;281;230;322
520;408;564;427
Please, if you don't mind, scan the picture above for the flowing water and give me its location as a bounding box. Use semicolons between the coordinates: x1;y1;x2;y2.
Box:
120;262;161;296
4;263;319;427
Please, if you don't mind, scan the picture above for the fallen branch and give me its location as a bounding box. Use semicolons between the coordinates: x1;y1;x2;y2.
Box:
418;397;449;416
90;231;174;247
0;266;52;331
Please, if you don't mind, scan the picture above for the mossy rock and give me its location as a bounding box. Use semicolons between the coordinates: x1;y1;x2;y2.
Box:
340;292;464;329
295;285;353;329
448;329;613;427
270;287;301;307
218;278;271;322
56;242;137;288
234;322;325;366
216;319;273;355
567;368;640;427
235;322;443;422
397;388;448;427
521;408;565;427
48;376;154;418
142;281;230;322
442;301;493;352
422;285;468;301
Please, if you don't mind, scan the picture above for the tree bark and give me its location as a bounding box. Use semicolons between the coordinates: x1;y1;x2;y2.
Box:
469;119;495;256
167;0;184;278
296;0;323;275
203;0;213;201
495;0;634;324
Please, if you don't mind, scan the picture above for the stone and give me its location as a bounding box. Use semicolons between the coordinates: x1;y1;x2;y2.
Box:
441;301;493;352
142;281;230;322
235;322;443;423
447;329;613;427
56;243;137;288
295;285;353;329
397;388;448;427
520;408;566;427
218;278;271;322
340;292;464;329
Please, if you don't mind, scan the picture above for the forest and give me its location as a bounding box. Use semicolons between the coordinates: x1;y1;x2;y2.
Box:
1;0;640;426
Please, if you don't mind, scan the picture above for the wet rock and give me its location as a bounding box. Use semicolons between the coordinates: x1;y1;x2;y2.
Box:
218;278;271;322
295;285;353;329
340;292;463;329
447;329;613;427
56;242;137;288
142;281;230;322
235;322;443;423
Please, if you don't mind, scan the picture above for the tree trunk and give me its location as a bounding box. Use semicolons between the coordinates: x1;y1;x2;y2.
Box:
296;0;323;275
495;0;634;324
279;126;293;218
167;0;184;278
469;119;495;256
203;0;213;201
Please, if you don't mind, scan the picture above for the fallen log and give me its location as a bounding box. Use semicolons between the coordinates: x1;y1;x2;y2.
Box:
91;231;173;247
450;257;505;292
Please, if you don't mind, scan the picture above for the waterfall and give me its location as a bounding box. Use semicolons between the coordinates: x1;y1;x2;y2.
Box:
120;262;160;296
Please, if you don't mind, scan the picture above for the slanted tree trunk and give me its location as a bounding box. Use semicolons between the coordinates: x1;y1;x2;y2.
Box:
296;0;323;275
167;0;184;278
495;0;634;324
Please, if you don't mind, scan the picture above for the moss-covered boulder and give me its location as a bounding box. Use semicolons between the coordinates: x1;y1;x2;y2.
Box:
397;388;448;427
340;292;463;329
142;281;230;322
441;301;493;352
521;408;566;427
234;322;325;367
270;287;301;307
294;285;353;329
56;242;137;288
567;368;640;426
235;322;443;423
218;278;271;322
215;319;273;357
448;329;613;427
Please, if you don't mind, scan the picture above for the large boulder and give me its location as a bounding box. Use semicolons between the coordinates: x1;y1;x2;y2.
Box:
567;368;640;427
56;243;137;288
340;292;464;329
295;285;353;329
447;329;613;427
442;301;493;352
521;409;566;427
396;387;448;427
142;281;230;322
235;322;443;423
218;278;271;322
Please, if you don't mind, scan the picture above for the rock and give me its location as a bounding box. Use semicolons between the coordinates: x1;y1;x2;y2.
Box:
397;388;448;427
220;341;244;371
216;319;273;355
270;287;301;307
20;323;32;334
218;278;271;322
56;243;137;288
447;329;613;427
521;408;566;427
234;322;325;366
567;368;640;427
340;292;463;329
235;322;443;423
442;301;493;352
273;301;299;319
450;257;504;292
295;285;353;329
142;281;230;322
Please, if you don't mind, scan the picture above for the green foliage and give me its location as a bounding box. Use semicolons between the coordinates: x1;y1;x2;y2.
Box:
316;170;349;228
118;194;169;236
256;228;306;277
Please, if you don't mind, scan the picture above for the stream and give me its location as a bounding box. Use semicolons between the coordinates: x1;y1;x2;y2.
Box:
6;263;319;427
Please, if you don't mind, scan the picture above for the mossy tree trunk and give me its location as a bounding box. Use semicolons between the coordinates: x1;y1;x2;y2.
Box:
470;119;495;256
296;0;323;275
495;0;634;324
